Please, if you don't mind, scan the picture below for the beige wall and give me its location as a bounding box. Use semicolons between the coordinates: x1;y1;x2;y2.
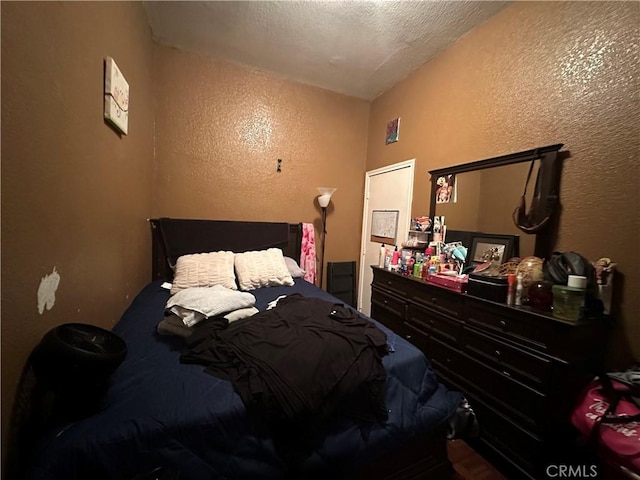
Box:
1;0;155;466
152;45;370;276
367;1;639;363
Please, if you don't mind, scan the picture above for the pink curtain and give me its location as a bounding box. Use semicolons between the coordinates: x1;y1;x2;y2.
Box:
300;223;317;285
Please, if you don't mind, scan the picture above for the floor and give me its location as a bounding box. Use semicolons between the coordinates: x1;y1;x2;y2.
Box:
448;439;508;480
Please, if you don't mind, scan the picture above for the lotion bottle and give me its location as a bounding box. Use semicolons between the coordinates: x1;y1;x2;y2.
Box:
392;246;400;266
507;274;516;306
515;274;523;306
378;243;386;268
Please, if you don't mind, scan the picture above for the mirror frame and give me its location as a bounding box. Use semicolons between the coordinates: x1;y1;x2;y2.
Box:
428;144;564;259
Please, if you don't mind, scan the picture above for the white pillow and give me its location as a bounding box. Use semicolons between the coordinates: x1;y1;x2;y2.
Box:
284;257;306;278
234;248;294;291
171;251;236;294
166;285;256;327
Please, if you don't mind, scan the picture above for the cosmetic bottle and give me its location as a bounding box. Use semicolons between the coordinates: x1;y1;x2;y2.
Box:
428;255;438;276
378;244;386;268
407;255;415;277
389;246;400;272
567;275;587;306
414;260;422;278
507;274;516;306
552;284;584;322
392;246;400;265
515;274;523;306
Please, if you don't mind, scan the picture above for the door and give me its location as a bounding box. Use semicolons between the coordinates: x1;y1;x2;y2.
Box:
358;160;414;316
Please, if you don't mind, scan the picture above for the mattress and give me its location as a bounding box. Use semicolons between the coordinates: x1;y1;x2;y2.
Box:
28;279;461;480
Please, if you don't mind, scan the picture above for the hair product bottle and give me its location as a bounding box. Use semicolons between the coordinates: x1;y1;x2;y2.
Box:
392;246;400;266
507;274;517;306
378;243;386;268
515;274;524;306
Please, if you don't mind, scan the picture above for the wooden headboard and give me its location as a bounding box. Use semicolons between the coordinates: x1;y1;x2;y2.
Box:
149;218;303;281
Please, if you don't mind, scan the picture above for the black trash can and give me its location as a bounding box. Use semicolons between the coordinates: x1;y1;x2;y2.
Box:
7;323;127;479
31;323;127;424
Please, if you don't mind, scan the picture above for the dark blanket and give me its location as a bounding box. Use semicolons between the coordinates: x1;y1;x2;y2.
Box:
28;280;462;480
181;294;389;457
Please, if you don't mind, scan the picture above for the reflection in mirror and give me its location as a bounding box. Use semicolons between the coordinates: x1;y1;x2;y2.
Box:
434;162;540;258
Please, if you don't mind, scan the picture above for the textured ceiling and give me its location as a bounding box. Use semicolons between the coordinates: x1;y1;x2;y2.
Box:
144;1;509;100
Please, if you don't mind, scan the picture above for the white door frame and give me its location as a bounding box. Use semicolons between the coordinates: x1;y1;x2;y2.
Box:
357;159;415;312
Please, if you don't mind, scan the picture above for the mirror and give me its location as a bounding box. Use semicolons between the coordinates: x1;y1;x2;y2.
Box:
428;144;563;259
434;163;540;257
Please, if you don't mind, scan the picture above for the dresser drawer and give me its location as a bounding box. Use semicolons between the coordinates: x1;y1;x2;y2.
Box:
371;286;406;333
407;301;462;344
461;326;552;388
372;268;408;297
403;320;430;351
371;286;406;317
427;337;548;432
470;397;544;475
407;283;463;320
465;299;552;352
423;336;466;384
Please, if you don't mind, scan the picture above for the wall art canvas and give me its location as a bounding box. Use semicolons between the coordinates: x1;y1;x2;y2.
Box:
385;117;400;144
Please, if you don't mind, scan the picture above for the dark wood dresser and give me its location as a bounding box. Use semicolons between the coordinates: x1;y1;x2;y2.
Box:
371;266;608;479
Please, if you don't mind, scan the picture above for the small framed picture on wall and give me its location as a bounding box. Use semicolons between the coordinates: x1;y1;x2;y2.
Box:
385;117;400;144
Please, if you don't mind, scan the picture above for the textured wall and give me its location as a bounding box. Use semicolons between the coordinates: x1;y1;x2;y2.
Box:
1;1;155;467
152;45;370;280
368;1;639;362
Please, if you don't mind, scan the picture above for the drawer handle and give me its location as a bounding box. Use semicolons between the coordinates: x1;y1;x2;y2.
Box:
387;281;392;286
429;319;435;325
431;297;437;303
495;349;501;358
405;334;412;340
499;320;507;330
502;370;511;377
383;300;389;305
446;358;451;364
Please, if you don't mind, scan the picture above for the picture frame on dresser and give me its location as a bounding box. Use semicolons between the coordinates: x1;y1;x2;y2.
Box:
469;233;519;266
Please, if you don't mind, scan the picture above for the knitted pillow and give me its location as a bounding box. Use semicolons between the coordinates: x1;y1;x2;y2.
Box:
234;248;294;291
171;251;236;294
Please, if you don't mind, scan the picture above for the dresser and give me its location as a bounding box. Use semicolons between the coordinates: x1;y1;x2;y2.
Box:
370;266;608;479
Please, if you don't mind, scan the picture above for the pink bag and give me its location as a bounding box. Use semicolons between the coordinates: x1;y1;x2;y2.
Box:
571;374;640;475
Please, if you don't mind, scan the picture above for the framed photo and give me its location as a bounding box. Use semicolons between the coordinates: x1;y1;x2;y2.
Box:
469;234;519;267
385;117;400;144
435;174;456;204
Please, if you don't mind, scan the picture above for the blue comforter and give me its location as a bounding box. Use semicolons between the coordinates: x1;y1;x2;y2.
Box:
29;279;461;479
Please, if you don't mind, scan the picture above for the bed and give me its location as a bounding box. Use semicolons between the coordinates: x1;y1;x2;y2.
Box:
27;218;462;480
